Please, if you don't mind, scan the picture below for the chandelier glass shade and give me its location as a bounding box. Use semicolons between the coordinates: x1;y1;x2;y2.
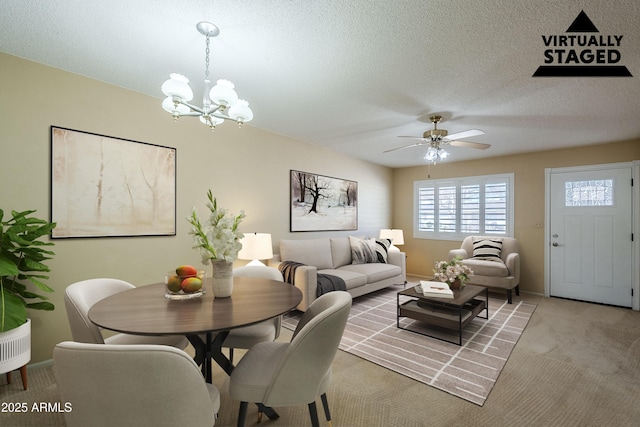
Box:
161;21;253;129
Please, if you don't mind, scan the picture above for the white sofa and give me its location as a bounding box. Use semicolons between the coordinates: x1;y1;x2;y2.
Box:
271;237;406;311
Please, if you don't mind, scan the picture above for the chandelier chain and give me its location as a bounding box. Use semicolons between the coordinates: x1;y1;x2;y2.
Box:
205;36;211;79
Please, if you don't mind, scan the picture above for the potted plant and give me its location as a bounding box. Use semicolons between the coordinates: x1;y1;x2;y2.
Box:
0;209;56;332
433;256;473;289
187;190;245;298
1;209;56;387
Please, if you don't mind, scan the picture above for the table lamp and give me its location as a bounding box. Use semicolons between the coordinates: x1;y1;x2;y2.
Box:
238;233;274;266
379;229;404;252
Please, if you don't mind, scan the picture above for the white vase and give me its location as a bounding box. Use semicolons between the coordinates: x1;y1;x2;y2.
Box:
0;318;31;376
211;259;233;298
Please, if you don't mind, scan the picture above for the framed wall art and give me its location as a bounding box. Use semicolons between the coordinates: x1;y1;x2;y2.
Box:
290;170;358;232
50;126;176;238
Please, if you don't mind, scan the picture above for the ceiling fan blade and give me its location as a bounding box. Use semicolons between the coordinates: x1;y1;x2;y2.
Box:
446;129;485;140
448;140;491;150
397;136;428;140
383;141;427;153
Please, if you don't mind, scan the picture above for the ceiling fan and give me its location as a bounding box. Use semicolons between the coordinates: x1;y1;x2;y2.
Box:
384;115;490;161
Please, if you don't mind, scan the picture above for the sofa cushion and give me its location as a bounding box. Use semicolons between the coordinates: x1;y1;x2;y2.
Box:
280;238;333;270
472;238;503;262
338;263;401;283
349;236;377;264
330;237;352;268
317;269;367;291
462;258;509;277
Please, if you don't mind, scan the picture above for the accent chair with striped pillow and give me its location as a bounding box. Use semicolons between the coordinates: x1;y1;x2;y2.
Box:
448;236;520;304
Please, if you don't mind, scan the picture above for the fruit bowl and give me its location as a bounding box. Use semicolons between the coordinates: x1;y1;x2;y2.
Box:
164;269;207;300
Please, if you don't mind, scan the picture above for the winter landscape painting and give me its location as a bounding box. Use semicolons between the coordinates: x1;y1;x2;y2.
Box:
290;170;357;232
51;127;176;238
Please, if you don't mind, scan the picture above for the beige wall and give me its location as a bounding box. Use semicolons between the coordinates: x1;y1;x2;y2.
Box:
0;53;393;363
392;140;640;295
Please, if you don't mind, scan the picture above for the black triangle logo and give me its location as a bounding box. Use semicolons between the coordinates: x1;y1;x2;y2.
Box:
566;10;599;32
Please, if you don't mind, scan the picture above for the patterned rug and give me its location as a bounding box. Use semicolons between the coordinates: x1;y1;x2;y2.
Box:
283;285;536;406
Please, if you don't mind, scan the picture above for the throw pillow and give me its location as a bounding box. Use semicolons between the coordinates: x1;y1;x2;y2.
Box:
349;236;377;264
374;238;391;263
472;238;503;262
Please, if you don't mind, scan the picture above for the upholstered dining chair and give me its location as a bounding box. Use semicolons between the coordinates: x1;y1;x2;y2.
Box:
53;341;220;427
223;265;285;363
64;278;189;348
229;291;352;427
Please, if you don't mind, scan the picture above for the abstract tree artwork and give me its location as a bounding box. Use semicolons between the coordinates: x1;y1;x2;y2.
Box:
290;170;357;232
50;127;176;238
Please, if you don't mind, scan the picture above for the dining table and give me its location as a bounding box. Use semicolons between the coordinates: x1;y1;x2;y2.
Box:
88;275;302;420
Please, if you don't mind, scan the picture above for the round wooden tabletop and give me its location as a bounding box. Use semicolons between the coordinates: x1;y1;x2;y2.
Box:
88;276;302;336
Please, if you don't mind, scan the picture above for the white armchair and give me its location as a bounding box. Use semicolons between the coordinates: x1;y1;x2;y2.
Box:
448;236;520;303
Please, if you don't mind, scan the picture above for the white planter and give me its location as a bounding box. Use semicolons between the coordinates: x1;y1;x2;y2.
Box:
0;318;31;375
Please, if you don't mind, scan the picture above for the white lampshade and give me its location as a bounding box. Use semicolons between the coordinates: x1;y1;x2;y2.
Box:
161;74;193;101
379;229;404;252
238;233;273;266
209;79;239;108
228;99;254;123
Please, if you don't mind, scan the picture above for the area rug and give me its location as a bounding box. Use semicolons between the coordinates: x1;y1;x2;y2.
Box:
283;285;536;406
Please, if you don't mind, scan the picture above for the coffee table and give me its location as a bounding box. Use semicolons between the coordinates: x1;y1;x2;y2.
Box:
397;283;488;345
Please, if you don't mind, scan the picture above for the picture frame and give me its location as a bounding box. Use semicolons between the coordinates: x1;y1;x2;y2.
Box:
50;126;176;238
290;170;357;232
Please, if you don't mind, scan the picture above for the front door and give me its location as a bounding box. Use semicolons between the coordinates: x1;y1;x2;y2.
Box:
547;164;633;307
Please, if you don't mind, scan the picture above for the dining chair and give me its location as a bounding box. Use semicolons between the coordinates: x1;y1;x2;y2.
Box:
223;265;285;363
229;291;352;427
53;341;220;427
64;278;189;348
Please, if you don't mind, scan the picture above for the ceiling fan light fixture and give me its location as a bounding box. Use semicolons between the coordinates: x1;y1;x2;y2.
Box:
424;147;438;161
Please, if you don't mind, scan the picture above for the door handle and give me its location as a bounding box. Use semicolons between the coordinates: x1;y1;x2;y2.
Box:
552;242;559;247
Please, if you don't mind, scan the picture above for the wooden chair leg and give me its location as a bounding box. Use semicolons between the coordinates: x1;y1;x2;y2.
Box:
320;393;332;427
507;289;513;304
515;285;520;296
5;372;11;384
20;366;28;390
229;348;234;364
308;401;321;427
237;401;249;427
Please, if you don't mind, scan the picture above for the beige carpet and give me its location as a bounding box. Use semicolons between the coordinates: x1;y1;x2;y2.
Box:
5;289;640;426
283;285;536;405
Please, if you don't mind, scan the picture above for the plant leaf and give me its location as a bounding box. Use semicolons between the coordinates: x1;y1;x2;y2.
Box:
0;288;27;332
0;254;19;276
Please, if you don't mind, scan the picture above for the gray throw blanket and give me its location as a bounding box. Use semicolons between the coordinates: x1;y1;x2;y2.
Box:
278;261;347;297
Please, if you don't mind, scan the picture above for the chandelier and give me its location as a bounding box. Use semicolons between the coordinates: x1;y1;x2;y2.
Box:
423;141;449;163
161;21;253;130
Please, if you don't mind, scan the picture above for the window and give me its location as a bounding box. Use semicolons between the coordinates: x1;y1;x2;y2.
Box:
565;179;613;206
414;173;514;240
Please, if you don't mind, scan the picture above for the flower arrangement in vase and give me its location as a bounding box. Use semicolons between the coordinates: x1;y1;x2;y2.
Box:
433;257;473;290
187;190;245;298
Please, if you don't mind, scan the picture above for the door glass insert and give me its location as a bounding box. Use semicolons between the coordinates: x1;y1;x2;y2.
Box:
565;179;613;206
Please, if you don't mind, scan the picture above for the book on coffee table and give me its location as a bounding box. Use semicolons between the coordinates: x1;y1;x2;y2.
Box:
419;280;454;298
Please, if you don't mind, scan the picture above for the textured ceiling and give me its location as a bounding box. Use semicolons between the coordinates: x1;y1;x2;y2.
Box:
1;0;638;167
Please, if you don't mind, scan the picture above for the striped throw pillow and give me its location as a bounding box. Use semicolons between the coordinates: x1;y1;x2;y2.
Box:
350;236;377;264
374;238;391;263
472;239;503;262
